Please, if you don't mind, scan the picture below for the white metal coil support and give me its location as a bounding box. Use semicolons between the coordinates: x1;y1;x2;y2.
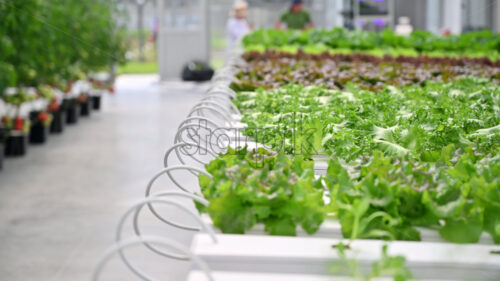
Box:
187;104;232;126
206;86;236;98
137;191;209;234
201;95;240;116
115;197;216;265
174;124;228;154
192;100;234;122
145;164;212;196
92;235;214;281
164;142;217;169
177;116;223;132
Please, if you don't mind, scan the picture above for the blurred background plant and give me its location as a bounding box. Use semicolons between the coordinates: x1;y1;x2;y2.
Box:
0;0;127;95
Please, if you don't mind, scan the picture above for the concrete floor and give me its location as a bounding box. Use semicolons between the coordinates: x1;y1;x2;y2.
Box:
0;75;208;281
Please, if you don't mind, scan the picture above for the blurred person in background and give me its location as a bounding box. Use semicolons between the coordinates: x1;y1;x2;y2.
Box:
227;1;251;51
275;0;313;30
150;17;159;43
395;16;413;36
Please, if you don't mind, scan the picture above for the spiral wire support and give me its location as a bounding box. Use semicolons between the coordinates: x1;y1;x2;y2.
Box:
92;235;214;281
93;54;244;280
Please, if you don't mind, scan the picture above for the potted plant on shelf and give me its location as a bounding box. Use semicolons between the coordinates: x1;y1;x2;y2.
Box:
1;0;127;134
26;87;53;144
1;88;35;156
28;110;52;144
76;82;92;116
39;86;65;133
0;125;6;170
89;79;99;110
0;61;16;169
89;78;103;110
89;72;115;110
62;80;80;124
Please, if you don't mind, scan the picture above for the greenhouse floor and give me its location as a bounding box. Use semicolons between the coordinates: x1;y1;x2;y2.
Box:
0;74;208;281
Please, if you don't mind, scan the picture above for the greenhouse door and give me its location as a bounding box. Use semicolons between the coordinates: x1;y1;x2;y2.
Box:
158;0;210;80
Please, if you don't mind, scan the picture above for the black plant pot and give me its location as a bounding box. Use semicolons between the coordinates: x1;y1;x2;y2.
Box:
0;129;5;170
63;98;79;124
29;122;50;144
79;99;91;116
92;95;101;110
4;133;28;157
0;142;4;170
29;111;49;144
50;110;65;133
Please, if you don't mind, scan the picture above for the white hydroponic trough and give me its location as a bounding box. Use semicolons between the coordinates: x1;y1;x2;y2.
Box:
199;214;495;245
186;271;447;281
191;233;500;281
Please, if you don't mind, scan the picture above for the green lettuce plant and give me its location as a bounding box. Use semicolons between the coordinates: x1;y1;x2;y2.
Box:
198;147;326;236
243;28;500;59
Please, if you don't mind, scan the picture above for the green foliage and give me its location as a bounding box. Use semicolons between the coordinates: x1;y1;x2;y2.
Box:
242;29;291;48
2;89;37;107
242;28;500;59
332;243;413;281
198;147;326;236
234;78;500;244
235;79;500;162
326;149;500;244
118;61;158;75
37;85;55;100
0;0;126;94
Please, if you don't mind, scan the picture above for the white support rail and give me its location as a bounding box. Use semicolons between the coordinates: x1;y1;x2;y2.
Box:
187;271;449;281
199;214;495;245
191;233;500;281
